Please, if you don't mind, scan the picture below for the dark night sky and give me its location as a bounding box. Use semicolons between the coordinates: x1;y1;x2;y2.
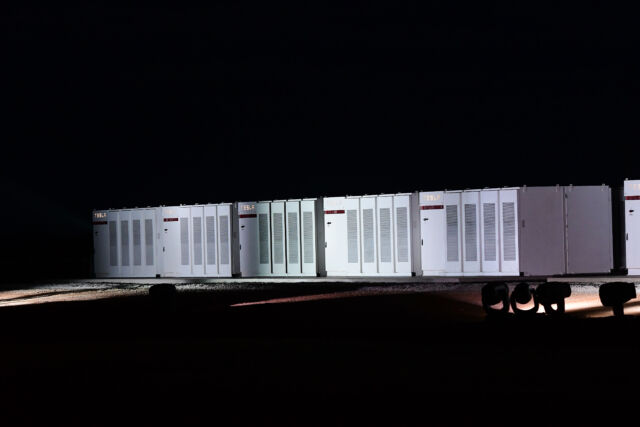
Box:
2;2;639;280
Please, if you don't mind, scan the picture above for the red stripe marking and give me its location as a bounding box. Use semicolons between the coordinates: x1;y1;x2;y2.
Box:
239;214;257;218
164;218;179;222
92;221;108;225
421;205;444;210
626;196;640;200
324;210;345;214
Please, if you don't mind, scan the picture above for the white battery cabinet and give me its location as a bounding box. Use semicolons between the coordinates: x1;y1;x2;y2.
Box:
322;194;414;277
92;208;159;278
624;180;640;275
159;204;233;278
237;199;320;277
416;189;520;277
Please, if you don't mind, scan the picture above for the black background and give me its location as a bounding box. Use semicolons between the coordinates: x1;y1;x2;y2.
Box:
2;2;639;282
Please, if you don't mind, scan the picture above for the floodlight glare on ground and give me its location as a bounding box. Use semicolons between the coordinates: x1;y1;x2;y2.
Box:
481;282;510;316
599;282;637;317
510;282;539;316
536;282;571;315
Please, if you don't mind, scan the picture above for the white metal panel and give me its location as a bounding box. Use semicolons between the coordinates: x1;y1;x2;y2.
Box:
377;196;394;275
161;206;192;277
92;211;110;277
285;201;302;275
191;206;205;277
300;199;317;276
324;197;348;276
107;211;119;277
625;181;640;274
217;204;232;277
444;192;462;274
238;202;261;277
499;189;520;275
418;191;446;276
118;210;133;277
461;191;481;275
271;202;286;276
360;196;378;275
393;194;412;275
204;205;218;276
479;190;499;275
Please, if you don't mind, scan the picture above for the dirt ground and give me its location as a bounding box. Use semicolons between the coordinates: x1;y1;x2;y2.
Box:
0;281;638;425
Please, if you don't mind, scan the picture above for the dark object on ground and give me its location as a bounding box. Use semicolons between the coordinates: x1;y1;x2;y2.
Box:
510;282;539;316
599;282;637;317
481;282;510;316
149;283;177;313
536;282;571;315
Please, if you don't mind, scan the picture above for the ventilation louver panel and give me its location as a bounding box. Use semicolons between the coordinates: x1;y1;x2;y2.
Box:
287;212;299;264
259;213;269;265
380;208;392;263
396;207;408;263
193;217;202;266
206;216;216;265
503;202;516;261
273;213;284;265
483;203;497;261
121;220;130;266
446;205;459;262
362;208;374;263
180;217;189;266
132;219;141;266
219;215;229;265
303;211;314;263
109;221;118;267
464;204;477;262
347;209;359;264
144;219;153;266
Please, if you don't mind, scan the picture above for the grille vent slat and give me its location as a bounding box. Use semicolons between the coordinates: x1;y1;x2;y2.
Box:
396;207;408;263
180;217;189;266
303;211;314;264
446;205;459;262
503;202;516;261
347;209;359;264
109;221;118;267
287;212;299;264
380;208;391;263
133;219;141;266
206;216;216;265
145;219;153;266
259;213;269;265
273;213;284;265
362;208;374;263
219;215;229;265
193;217;202;266
120;220;130;266
483;203;497;262
464;204;478;262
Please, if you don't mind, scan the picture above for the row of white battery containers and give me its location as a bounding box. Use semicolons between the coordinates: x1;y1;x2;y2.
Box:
414;189;520;276
236;199;320;277
92;204;234;278
322;194;413;276
92;208;159;278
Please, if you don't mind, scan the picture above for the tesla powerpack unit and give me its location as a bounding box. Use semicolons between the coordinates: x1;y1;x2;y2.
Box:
415;186;613;277
159;204;236;277
323;194;413;277
412;188;519;276
237;199;323;277
92;207;159;278
621;180;640;275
